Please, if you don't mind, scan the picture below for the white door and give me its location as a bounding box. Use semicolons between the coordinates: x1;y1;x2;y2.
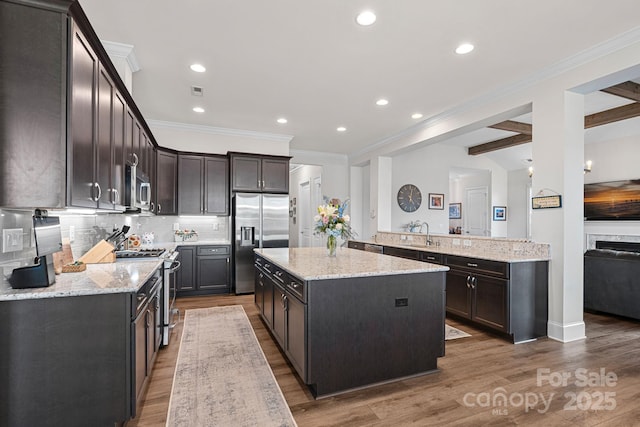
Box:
464;186;489;236
299;180;312;247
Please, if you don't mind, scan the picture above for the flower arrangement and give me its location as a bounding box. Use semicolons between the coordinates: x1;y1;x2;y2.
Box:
405;220;423;233
314;197;355;256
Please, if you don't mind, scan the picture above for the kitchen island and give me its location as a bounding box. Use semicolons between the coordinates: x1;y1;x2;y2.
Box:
254;247;449;397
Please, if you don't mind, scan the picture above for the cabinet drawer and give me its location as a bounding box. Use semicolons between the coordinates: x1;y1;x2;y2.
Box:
421;252;444;264
197;246;229;256
347;241;365;250
446;255;508;278
383;246;419;260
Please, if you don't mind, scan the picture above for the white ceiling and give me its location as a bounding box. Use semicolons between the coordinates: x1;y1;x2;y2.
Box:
79;0;640;166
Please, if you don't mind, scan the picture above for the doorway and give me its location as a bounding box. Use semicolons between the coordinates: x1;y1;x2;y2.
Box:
465;186;489;236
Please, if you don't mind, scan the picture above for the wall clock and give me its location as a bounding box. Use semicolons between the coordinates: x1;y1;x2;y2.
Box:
397;184;422;212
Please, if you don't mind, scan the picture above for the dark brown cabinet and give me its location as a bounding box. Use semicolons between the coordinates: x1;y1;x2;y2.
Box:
178;154;229;215
176;245;230;295
155;149;178;215
230;153;290;193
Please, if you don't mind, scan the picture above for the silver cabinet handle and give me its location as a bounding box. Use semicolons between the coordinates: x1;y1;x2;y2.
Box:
93;182;102;202
467;263;478;268
157;203;162;213
258;180;261;188
150;201;155;212
466;275;471;288
471;277;477;289
132;153;139;167
112;188;119;204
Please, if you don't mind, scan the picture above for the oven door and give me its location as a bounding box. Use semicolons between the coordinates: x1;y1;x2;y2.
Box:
162;254;181;346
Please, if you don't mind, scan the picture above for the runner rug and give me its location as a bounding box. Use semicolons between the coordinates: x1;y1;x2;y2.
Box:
166;305;297;427
445;324;472;340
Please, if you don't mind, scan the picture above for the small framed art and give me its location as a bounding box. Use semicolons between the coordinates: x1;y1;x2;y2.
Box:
449;203;461;219
429;193;444;210
493;206;506;221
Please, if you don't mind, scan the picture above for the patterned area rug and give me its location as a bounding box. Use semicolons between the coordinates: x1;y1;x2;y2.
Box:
166;305;297;427
445;324;472;340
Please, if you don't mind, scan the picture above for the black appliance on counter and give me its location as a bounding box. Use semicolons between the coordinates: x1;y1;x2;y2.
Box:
9;213;62;289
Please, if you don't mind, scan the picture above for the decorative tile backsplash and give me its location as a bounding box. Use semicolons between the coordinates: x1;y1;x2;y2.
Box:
0;208;230;269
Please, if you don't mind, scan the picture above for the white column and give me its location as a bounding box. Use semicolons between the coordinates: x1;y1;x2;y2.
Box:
369;156;392;232
531;89;586;343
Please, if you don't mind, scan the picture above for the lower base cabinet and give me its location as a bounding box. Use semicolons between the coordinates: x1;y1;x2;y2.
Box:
177;245;231;296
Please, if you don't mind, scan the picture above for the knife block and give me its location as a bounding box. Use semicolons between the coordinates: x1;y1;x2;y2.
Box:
79;240;116;264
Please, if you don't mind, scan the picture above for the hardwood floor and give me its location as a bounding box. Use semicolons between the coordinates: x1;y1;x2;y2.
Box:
130;295;640;426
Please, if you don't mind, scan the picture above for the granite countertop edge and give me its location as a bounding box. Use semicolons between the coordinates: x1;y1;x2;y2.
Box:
353;239;550;262
0;259;164;301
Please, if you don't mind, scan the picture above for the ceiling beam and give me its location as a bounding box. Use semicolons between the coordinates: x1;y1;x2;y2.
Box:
488;120;532;135
601;81;640;102
469;100;640;155
584;102;640;128
468;133;532;156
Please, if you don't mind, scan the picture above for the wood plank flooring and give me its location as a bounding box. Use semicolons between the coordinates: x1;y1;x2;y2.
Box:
130;295;640;426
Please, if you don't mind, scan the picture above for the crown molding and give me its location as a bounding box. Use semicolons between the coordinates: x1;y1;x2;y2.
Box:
147;120;294;143
350;25;640;161
101;40;141;73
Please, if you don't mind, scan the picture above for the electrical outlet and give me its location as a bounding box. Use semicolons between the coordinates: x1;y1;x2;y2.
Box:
212;223;219;231
3;228;23;253
452;239;461;246
400;235;407;240
463;239;472;247
407;235;413;241
173;223;180;231
69;226;75;243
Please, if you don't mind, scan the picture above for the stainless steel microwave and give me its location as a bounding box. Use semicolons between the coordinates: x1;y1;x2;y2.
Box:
125;163;151;213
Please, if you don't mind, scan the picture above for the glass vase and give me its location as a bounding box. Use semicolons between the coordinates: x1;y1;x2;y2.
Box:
327;235;337;257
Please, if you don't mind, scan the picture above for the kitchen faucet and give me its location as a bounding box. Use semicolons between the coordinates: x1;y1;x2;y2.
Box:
423;222;432;246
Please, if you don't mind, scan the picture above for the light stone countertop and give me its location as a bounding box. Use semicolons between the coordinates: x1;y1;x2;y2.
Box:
353;239;550;263
0;259;163;301
254;247;449;281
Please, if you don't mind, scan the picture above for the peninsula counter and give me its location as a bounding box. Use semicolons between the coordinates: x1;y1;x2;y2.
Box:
254;247;448;397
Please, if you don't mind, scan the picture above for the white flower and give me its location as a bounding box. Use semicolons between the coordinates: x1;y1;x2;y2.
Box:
313;215;321;222
336;223;343;230
343;214;350;222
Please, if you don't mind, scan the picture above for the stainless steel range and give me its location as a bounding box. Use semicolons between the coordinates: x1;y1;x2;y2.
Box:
116;248;181;346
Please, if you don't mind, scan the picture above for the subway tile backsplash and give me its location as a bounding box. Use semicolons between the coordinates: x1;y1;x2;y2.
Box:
0;208;230;270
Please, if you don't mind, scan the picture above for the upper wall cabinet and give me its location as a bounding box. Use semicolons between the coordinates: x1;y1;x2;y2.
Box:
0;0;158;211
155;149;178;215
178;154;229;215
230;153;290;193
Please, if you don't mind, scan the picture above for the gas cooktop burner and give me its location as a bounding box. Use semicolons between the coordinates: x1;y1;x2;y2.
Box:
115;248;167;258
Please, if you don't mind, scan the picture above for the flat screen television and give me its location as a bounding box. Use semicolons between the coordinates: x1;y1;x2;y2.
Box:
584;179;640;220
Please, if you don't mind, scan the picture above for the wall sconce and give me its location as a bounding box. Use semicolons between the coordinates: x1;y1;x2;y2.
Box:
528;166;534;178
584;160;593;174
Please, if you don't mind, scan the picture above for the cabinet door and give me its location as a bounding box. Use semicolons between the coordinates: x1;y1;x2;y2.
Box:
196;256;230;292
231;155;261;192
70;28;98;208
286;293;306;380
125;109;135;166
132;120;142;171
96;65;113;209
156;150;177;215
204;156;229;215
272;285;286;347
445;269;472;319
112;91;126;208
263;274;274;328
176;246;196;291
133;309;147;403
178;155;204;214
262;158;289;193
472;274;509;332
145;308;155;375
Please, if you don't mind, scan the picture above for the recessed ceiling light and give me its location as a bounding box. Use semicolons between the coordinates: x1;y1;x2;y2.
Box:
192;107;205;113
411;113;423;119
455;43;474;55
337;126;347;132
277;118;288;124
190;63;206;72
356;10;376;26
376;99;389;106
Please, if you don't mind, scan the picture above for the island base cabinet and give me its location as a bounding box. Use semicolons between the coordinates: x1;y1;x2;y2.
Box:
272;284;286;347
306;272;445;397
286;292;306;380
444;269;472;318
473;274;508;332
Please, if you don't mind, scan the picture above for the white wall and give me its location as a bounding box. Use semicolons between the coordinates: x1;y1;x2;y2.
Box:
289;164;322;247
390;143;508;236
507;168;532;239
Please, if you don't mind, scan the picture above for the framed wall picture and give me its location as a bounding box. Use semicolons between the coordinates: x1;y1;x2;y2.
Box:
493;206;507;221
429;193;444;210
449;203;461;219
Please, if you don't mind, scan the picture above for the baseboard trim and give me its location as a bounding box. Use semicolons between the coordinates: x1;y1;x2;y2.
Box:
547;320;586;343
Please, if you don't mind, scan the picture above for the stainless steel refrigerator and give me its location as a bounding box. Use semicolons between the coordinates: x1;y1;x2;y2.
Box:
233;193;289;294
